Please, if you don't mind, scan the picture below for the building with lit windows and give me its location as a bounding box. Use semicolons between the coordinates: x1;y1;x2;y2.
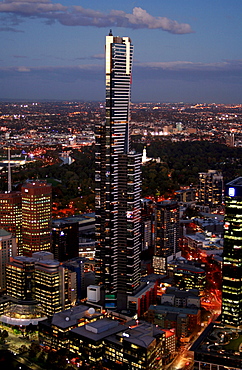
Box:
34;255;71;317
0;229;17;292
191;177;242;369
191;322;242;369
6;255;35;301
153;200;180;275
222;177;242;327
39;305;103;351
69;319;166;369
95;32;142;310
21;180;52;256
0;191;22;254
198;170;224;207
168;258;206;293
5;252;73;317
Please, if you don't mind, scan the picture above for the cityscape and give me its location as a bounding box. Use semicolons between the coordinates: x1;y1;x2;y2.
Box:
0;1;242;370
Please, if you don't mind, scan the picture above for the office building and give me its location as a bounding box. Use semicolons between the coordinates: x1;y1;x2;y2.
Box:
39;305;103;351
0;191;22;254
148;304;201;340
69;319;166;369
192;177;242;369
168;258;206;293
0;229;17;291
6;252;72;316
191;322;242;370
34;254;71;316
141;198;155;253
95;32;141;309
52;220;79;262
153;200;180;274
222;177;242;327
21;180;52;256
6;255;36;301
198;170;223;206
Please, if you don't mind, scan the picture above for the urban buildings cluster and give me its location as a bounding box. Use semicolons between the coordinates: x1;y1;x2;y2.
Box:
0;33;241;370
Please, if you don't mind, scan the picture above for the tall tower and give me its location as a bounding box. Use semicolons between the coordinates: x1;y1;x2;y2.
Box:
0;192;22;254
153;200;180;274
21;180;52;256
222;177;242;327
95;32;141;309
198;170;224;207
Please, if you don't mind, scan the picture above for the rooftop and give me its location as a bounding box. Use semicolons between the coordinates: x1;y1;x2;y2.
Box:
227;177;242;187
51;305;102;329
191;322;242;366
0;229;11;237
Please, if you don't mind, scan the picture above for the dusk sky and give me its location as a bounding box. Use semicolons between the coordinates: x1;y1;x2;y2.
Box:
0;0;242;103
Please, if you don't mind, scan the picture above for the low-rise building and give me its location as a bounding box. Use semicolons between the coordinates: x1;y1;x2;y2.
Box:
39;304;103;351
69;319;169;369
147;304;201;340
191;322;242;369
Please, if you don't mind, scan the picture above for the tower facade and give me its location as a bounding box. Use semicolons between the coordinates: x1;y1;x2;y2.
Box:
198;170;223;207
95;33;141;309
0;229;17;291
0;191;22;254
153;200;180;274
21;180;52;256
222;177;242;327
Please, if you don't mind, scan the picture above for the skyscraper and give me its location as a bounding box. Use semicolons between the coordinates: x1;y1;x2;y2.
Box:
222;177;242;327
0;229;17;291
0;191;22;254
198;170;224;207
95;32;141;309
21;180;52;256
153;200;180;274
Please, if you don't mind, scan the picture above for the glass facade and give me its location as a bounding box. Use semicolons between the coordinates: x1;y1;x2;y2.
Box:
153;200;180;274
21;181;52;256
222;178;242;327
95;33;141;309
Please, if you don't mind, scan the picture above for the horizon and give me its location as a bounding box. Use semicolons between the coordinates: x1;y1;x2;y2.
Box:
0;1;242;103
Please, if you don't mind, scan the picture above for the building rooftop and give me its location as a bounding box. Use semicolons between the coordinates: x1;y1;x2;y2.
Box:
71;318;122;341
227;177;242;186
0;229;11;237
149;304;199;316
51;305;102;329
191;322;242;366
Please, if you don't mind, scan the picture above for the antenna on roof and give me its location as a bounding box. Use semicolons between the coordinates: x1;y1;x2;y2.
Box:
109;29;113;36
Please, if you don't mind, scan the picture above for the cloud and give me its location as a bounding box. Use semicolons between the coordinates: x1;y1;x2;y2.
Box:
135;59;242;72
133;60;242;85
1;59;241;82
0;25;23;31
0;1;194;34
91;54;105;60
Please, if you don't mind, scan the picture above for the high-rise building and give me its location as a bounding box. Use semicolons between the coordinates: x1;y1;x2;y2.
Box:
153;200;180;275
6;252;72;316
0;229;17;292
95;32;141;309
21;180;52;256
0;191;22;254
222;177;242;327
52;220;79;262
6;255;36;301
191;177;242;369
198;170;224;207
34;253;71;316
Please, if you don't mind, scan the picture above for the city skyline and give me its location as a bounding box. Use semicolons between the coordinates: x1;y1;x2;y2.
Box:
0;0;242;103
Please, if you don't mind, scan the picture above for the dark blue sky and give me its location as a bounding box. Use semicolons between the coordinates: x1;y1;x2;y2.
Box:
0;0;241;103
